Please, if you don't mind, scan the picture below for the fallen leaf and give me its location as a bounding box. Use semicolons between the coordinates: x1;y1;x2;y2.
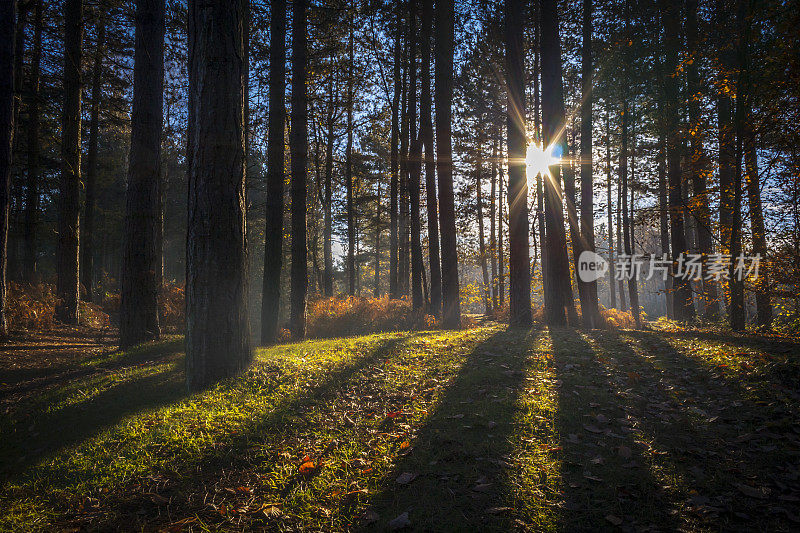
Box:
486;506;512;514
583;424;603;434
472;483;493;493
388;511;411;530
396;472;418;485
618;445;632;459
605;514;623;526
735;483;771;500
363;509;379;523
299;461;316;475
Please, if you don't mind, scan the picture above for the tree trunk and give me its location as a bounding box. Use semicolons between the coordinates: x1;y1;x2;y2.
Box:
420;0;440;316
686;0;718;320
476;155;492;315
323;80;334;296
56;0;83;324
489;136;498;310
744;125;771;327
186;0;251;389
434;0;460;328
540;0;573;326
120;0;164;348
716;0;735;313
82;17;105;303
621;99;640;327
373;180;381;298
605;109;616;310
398;36;410;298
663;0;695;321
389;3;401;299
407;0;424;309
505;0;531;327
289;0;308;339
261;0;286;344
346;21;356;296
580;0;599;328
498;154;506;308
616;173;627;310
23;0;41;282
0;0;15;337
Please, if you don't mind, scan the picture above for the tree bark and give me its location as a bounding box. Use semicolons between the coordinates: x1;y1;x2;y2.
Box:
261;0;286;344
23;0;41;282
505;0;531;327
323;78;334;297
389;3;401;299
605;109;616;310
289;0;308;339
686;0;718;320
346;20;356;296
82;17;105;303
373;180;381;297
744;125;771;327
434;0;460;328
498;153;506;308
407;0;423;309
186;0;251;389
580;0;599;328
420;0;440;316
490;136;498;310
540;0;574;326
663;0;695;321
0;0;15;337
476;154;492;315
120;0;164;349
56;0;83;325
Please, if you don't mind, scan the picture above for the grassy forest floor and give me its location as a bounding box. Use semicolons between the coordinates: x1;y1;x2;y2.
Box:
1;323;800;531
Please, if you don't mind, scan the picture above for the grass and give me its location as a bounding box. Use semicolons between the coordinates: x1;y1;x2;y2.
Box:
1;325;799;531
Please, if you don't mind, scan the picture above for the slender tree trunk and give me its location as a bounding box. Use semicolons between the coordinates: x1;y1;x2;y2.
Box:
346;21;356;296
389;4;401;299
82;17;105;303
540;0;573;326
323;81;334;296
289;0;308;338
616;173;627;310
420;0;440;316
186;0;251;389
506;0;531;327
261;0;286;343
407;0;423;309
605;109;616;309
686;0;717;320
476;156;492;315
498;155;506;308
373;180;381;298
120;0;164;348
620;98;640;327
434;0;460;328
0;0;15;337
658;132;672;318
663;0;695;321
716;0;735;313
56;0;83;324
490;136;498;310
580;0;599;328
744;124;771;327
399;35;410;297
23;0;41;282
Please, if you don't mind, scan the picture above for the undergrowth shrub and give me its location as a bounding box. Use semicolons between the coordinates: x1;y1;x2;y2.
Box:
158;282;185;332
599;305;636;329
6;282;57;330
306;296;431;338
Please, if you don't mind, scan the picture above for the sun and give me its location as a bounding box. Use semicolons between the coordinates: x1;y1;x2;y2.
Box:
526;141;560;183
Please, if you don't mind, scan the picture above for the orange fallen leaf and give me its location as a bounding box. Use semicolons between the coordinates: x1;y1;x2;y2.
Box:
299;461;316;475
400;441;411;450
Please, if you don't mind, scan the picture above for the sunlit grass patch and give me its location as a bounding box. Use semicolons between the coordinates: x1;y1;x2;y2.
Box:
0;327;496;531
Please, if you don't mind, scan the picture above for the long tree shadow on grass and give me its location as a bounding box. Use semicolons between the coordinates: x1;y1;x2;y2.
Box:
584;329;800;531
362;326;542;532
549;327;682;532
26;333;425;530
0;339;186;484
